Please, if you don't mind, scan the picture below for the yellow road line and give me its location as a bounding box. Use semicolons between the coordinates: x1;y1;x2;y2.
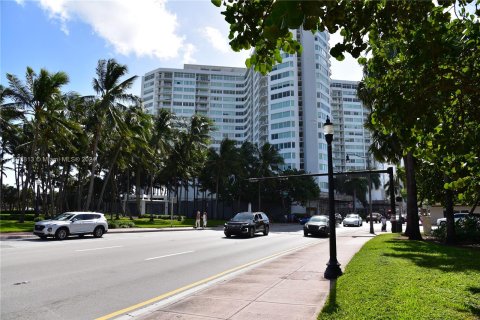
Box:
95;241;316;320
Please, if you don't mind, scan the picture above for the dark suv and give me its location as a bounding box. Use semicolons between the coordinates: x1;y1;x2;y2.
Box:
224;212;270;238
365;212;382;223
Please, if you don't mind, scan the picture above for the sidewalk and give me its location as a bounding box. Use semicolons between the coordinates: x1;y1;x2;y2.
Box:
122;230;375;320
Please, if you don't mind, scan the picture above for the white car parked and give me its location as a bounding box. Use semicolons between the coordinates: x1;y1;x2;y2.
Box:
34;212;108;240
436;213;468;226
343;214;363;227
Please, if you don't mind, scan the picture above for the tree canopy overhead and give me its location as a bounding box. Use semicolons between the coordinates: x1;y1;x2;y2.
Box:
212;0;479;73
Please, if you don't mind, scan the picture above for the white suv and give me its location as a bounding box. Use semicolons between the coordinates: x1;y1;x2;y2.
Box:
34;212;108;240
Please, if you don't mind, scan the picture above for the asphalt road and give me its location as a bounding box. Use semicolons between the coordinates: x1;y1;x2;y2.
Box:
1;223;380;320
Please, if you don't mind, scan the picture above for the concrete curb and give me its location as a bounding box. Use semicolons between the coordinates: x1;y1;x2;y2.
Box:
0;227;219;240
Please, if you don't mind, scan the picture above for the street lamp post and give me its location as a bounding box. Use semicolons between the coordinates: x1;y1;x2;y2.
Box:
346;154;374;234
324;117;342;280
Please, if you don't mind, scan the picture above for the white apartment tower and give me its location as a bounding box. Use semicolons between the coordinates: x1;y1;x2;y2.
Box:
330;79;376;171
142;65;251;148
142;30;333;191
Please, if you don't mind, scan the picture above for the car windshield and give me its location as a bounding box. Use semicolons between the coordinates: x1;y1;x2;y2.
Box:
346;214;358;219
231;212;254;221
52;213;76;221
309;216;328;223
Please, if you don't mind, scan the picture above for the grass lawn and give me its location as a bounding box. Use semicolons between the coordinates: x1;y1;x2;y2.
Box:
0;215;226;232
0;219;35;232
319;233;480;320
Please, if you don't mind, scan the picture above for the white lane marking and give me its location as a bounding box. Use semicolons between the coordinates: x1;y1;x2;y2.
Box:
145;251;194;261
76;246;123;252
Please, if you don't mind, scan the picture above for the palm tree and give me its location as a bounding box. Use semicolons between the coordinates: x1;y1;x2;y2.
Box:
256;143;284;210
201;139;239;219
97;104;152;212
5;67;69;221
85;59;139;210
1;85;24;202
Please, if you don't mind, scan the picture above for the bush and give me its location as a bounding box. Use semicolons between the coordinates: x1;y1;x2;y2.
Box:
149;214;185;221
432;216;480;243
108;221;136;229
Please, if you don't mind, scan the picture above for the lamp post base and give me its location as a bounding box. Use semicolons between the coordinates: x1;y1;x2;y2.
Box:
324;260;343;280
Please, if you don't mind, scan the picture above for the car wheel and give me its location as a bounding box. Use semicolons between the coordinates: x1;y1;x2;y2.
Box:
55;228;68;240
304;230;309;237
249;227;255;238
440;221;446;227
38;235;47;240
93;227;104;238
263;225;269;236
225;232;231;238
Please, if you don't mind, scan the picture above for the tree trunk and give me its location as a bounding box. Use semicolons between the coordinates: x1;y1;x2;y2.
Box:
125;169;131;219
135;166;142;216
215;177;220;220
469;195;479;215
404;152;422;240
86;125;101;210
97;143;122;210
76;168;83;211
113;171;120;219
58;164;69;214
15;158;20;210
149;175;154;222
258;181;261;212
352;186;357;214
444;175;456;244
19;159;32;223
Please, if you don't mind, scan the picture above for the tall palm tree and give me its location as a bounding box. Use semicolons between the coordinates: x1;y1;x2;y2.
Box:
256;143;284;210
1;85;24;195
85;59;139;210
201;139;239;219
5;67;69;221
97;104;152;211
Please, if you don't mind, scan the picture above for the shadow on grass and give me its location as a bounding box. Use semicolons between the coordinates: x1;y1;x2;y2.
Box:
321;279;340;315
467;286;480;318
383;239;480;273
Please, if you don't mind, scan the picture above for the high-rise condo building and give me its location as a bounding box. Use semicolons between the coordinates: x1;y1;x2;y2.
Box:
142;29;333;191
330;79;374;171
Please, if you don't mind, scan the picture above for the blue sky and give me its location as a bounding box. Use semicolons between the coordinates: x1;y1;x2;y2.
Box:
1;0;363;97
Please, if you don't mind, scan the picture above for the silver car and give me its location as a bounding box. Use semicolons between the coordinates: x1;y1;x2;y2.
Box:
304;215;329;237
343;214;363;227
33;212;108;240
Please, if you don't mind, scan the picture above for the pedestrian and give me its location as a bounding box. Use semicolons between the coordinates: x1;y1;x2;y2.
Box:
195;211;201;229
202;212;207;229
381;215;387;232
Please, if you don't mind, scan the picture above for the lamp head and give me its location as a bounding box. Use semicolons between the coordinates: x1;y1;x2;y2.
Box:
323;117;333;135
323;116;333;143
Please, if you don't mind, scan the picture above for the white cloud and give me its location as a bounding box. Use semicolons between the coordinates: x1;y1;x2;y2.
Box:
37;0;191;60
182;43;197;64
201;26;231;53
